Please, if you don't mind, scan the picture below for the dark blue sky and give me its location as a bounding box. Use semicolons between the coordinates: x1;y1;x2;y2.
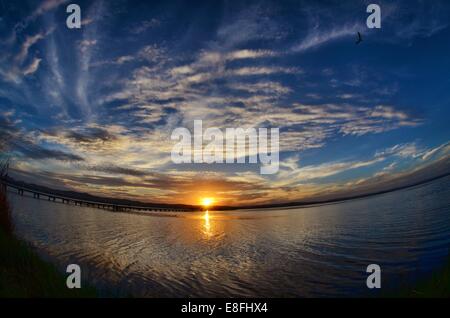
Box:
0;0;449;205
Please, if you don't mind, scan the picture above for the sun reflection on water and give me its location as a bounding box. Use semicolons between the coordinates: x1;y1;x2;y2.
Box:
203;210;212;237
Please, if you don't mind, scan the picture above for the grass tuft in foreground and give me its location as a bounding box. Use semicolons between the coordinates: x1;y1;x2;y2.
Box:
0;176;96;297
387;260;450;298
0;186;14;236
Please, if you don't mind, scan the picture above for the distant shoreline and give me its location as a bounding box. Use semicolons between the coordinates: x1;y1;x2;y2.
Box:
2;171;449;212
0;176;97;297
232;172;450;211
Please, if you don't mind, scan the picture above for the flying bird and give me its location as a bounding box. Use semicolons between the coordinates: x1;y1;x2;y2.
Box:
356;32;363;44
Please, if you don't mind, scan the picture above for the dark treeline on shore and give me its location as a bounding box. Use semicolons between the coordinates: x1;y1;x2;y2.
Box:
1;175;197;211
0;160;96;297
3;171;450;212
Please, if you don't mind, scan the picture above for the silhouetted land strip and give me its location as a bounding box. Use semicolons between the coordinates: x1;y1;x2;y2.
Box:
1;176;196;212
0;174;96;297
235;171;450;210
1;171;449;212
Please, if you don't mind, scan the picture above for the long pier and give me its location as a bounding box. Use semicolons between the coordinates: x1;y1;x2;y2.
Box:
0;180;193;213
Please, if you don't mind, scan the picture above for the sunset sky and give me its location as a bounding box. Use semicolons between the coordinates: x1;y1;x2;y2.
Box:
0;0;449;206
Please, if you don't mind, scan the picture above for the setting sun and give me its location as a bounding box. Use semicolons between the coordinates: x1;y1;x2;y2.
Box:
201;198;215;207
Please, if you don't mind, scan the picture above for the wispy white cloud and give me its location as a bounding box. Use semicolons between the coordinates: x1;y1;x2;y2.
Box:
11;0;68;38
23;57;42;76
275;155;385;186
15;33;45;63
0;23;56;83
292;23;361;53
129;18;161;34
230;66;299;76
30;0;69;20
78;39;98;53
421;142;450;161
216;4;287;47
226;49;279;60
376;143;421;159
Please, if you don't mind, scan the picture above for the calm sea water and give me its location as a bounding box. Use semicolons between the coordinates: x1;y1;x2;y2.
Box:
8;176;450;297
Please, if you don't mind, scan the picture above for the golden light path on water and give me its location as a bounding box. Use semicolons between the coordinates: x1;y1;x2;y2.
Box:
203;210;212;238
199;196;215;238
